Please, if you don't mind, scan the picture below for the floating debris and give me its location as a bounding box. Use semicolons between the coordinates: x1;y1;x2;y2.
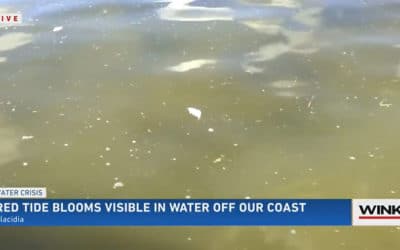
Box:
22;162;28;166
213;157;222;163
349;156;356;160
105;147;111;151
21;135;34;140
187;107;202;120
52;26;63;32
307;95;315;108
208;128;214;133
379;100;392;108
112;181;124;189
168;59;216;72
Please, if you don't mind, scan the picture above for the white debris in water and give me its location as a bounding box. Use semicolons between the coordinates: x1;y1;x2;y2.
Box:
349;156;356;160
336;125;341;129
168;59;216;72
131;140;136;144
307;95;315;108
105;147;111;151
208;128;214;133
113;181;124;189
379;100;392;108
244;196;251;199
290;229;297;235
213;157;222;163
185;195;191;199
105;162;111;166
233;143;238;147
52;26;63;32
63;143;69;147
21;135;34;140
187;107;202;120
187;236;192;241
22;162;28;166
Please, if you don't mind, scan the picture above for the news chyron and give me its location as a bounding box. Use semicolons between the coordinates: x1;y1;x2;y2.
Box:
0;188;46;199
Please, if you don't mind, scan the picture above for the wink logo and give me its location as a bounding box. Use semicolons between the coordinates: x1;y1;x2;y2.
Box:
353;199;400;226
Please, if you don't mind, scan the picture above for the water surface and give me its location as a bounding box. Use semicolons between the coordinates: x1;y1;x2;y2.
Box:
1;0;400;249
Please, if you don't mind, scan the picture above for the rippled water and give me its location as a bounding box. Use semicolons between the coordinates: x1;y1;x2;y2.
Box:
1;0;400;249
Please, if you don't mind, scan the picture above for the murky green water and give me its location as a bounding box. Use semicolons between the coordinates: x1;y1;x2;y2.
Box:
1;0;400;249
